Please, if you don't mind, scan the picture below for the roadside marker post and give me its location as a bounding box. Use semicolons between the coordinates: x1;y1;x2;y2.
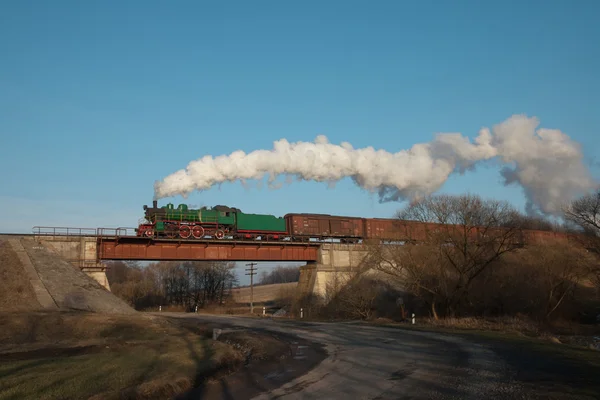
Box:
412;313;415;324
263;306;266;316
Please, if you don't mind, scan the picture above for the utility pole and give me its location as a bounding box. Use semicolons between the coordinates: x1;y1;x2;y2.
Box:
245;262;257;314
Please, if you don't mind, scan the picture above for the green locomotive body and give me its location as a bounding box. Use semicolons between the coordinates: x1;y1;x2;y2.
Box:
136;201;286;240
236;212;286;233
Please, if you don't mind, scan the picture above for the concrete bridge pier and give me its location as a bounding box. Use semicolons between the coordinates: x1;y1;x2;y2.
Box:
297;243;371;302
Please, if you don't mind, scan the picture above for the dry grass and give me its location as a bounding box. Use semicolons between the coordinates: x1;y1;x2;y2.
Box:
232;282;297;304
0;311;289;400
0;240;40;311
418;315;543;335
416;315;600;339
370;314;600;352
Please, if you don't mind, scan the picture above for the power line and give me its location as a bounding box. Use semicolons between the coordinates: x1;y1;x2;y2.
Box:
245;262;258;314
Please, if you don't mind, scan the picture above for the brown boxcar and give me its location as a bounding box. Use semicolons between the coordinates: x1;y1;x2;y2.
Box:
363;218;445;241
363;218;409;240
284;214;364;238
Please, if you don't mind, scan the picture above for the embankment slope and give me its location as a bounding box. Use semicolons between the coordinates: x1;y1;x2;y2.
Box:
0;238;134;314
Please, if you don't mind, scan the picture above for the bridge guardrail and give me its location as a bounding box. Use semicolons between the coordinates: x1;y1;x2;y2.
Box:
32;226;99;237
96;227;138;237
32;226;138;238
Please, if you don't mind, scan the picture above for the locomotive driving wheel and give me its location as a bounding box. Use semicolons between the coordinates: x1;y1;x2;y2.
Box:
192;225;204;239
179;225;191;239
165;224;177;239
215;229;225;240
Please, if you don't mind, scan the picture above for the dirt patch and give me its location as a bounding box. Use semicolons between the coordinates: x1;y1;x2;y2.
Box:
0;240;41;311
176;327;327;400
218;330;291;362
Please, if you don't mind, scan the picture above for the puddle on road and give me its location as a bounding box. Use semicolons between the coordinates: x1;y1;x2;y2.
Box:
192;334;327;400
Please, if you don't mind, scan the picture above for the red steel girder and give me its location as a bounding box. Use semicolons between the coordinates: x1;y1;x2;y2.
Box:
98;238;319;261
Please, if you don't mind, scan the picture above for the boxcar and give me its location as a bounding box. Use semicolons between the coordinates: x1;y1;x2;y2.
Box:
363;218;409;240
284;213;364;239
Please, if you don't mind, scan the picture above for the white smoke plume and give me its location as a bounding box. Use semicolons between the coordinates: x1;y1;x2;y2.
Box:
154;114;598;216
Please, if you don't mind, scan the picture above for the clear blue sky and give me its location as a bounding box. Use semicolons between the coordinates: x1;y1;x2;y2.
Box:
2;0;599;235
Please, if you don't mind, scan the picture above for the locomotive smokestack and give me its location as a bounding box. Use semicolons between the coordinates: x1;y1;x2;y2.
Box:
153;200;158;208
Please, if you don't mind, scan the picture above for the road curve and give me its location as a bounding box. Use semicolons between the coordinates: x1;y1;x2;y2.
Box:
162;313;525;400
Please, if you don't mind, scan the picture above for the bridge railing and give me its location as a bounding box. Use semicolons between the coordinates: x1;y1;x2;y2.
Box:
32;226;139;238
97;227;138;237
32;226;99;237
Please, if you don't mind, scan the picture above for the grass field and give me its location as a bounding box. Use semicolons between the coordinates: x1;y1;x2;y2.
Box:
231;282;297;304
0;312;288;400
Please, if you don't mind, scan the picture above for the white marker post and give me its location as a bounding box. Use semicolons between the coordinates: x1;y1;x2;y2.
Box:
263;306;266;316
159;305;162;312
412;313;415;324
300;308;304;319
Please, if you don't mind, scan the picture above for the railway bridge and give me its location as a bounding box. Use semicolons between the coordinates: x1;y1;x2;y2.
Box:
31;227;372;298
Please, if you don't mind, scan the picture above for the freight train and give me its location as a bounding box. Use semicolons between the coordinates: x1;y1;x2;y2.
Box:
135;201;574;245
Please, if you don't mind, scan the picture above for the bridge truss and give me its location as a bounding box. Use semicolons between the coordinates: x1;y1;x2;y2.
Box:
31;226;320;262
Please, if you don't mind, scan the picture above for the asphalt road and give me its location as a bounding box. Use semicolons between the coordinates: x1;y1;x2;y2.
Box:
163;313;535;400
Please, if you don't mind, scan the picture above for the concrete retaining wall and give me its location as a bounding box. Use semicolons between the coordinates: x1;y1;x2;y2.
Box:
36;236;110;291
8;239;59;310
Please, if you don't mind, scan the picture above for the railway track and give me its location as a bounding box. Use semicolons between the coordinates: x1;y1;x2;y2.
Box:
0;231;328;246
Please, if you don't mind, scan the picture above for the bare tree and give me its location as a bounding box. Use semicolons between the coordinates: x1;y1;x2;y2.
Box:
564;189;600;235
259;265;301;285
563;189;600;296
324;273;380;320
496;240;597;320
109;260;238;311
336;278;379;320
537;245;592;319
367;194;526;318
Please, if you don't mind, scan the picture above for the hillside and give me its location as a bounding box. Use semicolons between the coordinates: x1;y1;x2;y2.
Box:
231;282;297;304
